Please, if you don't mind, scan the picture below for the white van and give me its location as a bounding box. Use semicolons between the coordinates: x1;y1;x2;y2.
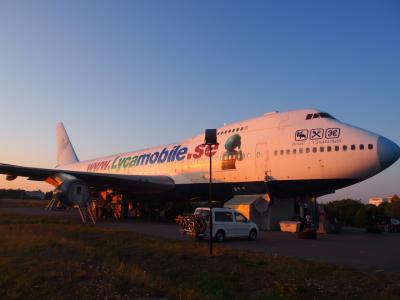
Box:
194;207;259;242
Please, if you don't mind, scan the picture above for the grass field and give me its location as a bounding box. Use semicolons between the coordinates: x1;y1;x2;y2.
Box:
0;209;399;300
0;199;47;208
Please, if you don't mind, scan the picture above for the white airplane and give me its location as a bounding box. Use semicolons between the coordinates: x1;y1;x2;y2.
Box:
1;108;399;221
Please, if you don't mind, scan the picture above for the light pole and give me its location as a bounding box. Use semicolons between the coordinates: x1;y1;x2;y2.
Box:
204;129;218;256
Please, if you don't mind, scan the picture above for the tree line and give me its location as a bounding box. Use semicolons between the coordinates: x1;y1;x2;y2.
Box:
323;195;400;228
0;189;53;200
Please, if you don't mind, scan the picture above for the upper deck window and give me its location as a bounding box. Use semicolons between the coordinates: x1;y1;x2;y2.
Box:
319;112;335;119
306;112;336;120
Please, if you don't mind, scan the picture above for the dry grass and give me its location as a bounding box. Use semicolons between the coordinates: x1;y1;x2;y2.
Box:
0;209;399;300
0;199;46;208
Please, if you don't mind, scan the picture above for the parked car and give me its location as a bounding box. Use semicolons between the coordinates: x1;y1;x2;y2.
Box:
193;207;259;242
367;215;400;233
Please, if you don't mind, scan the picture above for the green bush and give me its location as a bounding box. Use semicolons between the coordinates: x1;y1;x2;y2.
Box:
377;195;400;218
354;204;378;227
324;199;364;227
325;196;400;228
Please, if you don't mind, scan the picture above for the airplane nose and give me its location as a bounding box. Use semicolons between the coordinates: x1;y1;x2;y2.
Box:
377;136;400;170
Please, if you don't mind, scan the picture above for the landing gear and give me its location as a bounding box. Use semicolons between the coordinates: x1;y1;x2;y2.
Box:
44;197;63;211
74;201;96;224
45;194;97;224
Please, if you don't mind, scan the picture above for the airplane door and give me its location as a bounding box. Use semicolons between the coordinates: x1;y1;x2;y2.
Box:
255;143;269;171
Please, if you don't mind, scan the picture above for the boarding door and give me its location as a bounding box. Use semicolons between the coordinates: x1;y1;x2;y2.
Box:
255;143;269;174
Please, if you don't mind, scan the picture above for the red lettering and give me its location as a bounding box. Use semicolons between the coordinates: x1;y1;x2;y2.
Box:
205;144;219;157
193;144;205;159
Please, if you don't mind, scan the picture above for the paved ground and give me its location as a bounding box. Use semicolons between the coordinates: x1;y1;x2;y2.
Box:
2;204;400;273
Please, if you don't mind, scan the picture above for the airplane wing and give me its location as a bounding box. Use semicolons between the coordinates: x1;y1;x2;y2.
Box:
0;163;175;195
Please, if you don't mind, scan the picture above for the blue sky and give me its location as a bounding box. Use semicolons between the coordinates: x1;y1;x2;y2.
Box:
0;0;399;202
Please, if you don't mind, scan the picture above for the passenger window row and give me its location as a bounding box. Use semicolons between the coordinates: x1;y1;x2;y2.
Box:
217;126;248;135
274;144;374;156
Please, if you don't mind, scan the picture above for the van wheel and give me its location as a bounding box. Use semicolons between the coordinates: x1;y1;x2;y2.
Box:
248;229;257;241
215;230;225;242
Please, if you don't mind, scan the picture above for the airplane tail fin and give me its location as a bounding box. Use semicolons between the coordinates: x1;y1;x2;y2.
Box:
56;123;79;166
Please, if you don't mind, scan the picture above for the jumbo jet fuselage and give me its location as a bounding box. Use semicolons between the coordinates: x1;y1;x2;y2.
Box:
57;109;400;200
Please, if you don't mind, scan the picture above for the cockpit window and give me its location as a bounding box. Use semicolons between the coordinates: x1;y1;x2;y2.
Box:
319;112;335;119
306;112;336;120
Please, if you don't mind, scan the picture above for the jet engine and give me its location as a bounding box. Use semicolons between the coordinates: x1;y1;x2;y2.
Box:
54;179;91;207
